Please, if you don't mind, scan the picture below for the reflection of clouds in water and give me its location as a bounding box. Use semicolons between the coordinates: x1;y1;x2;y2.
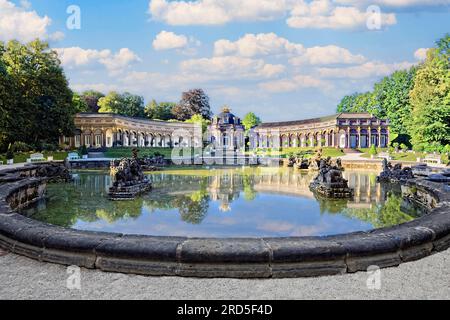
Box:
256;221;294;233
33;169;420;237
290;225;330;237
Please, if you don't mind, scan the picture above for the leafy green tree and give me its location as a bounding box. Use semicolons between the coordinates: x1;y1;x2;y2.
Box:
145;99;176;120
0;43;13;150
373;68;417;136
409;35;450;152
0;40;75;149
337;92;378;114
98;92;145;117
98;91;122;113
72;92;89;113
172;89;212;121
185;114;211;133
242;112;262;134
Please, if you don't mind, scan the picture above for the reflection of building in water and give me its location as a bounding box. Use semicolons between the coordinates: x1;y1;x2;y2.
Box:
149;169;389;212
208;172;242;212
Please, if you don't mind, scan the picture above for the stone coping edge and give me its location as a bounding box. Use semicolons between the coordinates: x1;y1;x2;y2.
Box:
0;167;449;278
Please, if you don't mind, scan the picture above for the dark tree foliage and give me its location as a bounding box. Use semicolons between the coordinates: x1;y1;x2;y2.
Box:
172;89;212;121
0;40;75;151
81;90;104;113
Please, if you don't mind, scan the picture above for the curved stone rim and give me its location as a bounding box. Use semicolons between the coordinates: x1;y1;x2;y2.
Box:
0;165;449;278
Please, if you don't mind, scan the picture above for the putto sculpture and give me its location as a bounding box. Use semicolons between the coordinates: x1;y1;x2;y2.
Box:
377;159;414;183
108;148;152;200
308;148;323;171
309;157;354;198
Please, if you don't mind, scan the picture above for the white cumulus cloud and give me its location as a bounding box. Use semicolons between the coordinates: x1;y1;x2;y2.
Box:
414;48;430;61
55;47;140;73
148;0;290;26
287;0;397;29
318;61;414;79
0;0;63;42
214;33;304;57
259;74;332;93
289;45;366;65
180;56;285;79
153;31;189;50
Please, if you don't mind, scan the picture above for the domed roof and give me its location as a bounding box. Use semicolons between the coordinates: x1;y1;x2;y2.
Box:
217;107;240;125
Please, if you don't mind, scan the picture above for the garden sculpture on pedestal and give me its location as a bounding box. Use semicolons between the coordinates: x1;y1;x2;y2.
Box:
309;157;353;198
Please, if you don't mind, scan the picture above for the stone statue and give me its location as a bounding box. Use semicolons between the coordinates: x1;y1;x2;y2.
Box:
309;148;323;171
377;158;414;183
108;155;151;200
309;157;353;198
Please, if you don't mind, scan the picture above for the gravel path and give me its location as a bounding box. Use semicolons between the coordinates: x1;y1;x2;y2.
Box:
0;249;449;300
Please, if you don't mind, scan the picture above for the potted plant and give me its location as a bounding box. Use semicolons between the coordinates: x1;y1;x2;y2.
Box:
6;144;14;165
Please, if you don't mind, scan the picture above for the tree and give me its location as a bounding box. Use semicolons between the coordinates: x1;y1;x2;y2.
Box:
185;114;211;133
0;43;13;150
374;68;417;136
72;92;89;113
409;36;450;152
0;39;75;149
242;112;262;134
145;100;176;120
98;91;122;114
336;92;377;114
81;90;104;113
98;92;145;117
172;89;212;121
121;92;145;117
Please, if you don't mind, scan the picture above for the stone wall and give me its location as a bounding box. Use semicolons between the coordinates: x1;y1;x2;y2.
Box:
0;164;449;278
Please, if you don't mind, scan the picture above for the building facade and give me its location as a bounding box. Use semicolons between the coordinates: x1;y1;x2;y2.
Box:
61;112;389;151
252;113;389;149
60;113;200;149
207;108;245;151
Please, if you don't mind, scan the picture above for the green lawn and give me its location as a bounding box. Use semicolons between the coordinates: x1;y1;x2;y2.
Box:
252;147;345;158
360;150;450;164
0;151;69;164
104;147;177;159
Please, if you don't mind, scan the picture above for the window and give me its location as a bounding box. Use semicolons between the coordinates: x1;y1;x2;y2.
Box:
85;135;91;146
75;135;81;147
95;135;102;146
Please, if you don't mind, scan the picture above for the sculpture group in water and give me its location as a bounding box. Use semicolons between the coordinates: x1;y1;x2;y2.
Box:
377;158;414;183
108;148;152;200
309;157;354;198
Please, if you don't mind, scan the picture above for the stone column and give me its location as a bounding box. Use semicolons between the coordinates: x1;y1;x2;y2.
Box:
386;127;390;147
91;128;95;148
347;127;351;148
357;127;361;148
368;127;372;147
378;127;382;148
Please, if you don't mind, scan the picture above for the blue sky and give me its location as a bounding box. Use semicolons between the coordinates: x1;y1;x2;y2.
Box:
1;0;449;121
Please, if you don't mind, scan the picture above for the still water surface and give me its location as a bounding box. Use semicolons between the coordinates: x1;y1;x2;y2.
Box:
22;167;424;237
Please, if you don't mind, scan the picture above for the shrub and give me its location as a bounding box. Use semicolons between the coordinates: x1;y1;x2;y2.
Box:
400;143;409;152
368;145;378;156
79;145;88;156
41;143;57;152
393;142;400;152
11;141;32;152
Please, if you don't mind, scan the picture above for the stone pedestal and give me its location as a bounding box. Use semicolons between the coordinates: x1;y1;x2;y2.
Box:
108;181;152;201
